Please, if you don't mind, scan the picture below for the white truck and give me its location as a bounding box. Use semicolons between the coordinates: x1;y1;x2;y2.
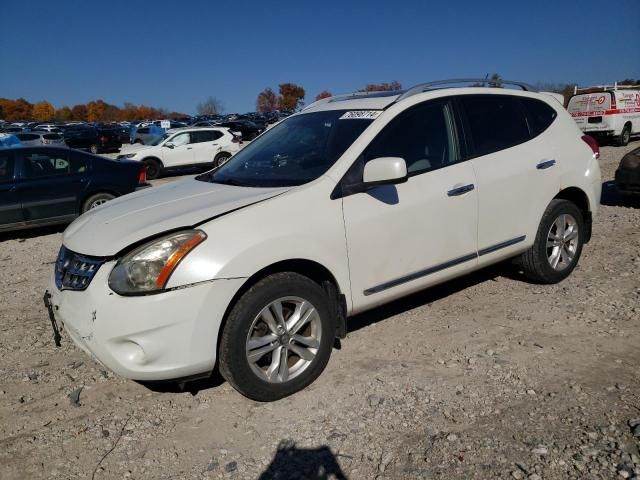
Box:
567;83;640;146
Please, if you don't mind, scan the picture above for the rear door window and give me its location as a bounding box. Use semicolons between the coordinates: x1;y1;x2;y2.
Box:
521;98;557;137
43;134;63;140
459;94;530;156
0;152;15;182
23;151;71;178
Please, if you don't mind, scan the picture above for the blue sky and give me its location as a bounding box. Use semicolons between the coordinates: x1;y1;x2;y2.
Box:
1;0;638;114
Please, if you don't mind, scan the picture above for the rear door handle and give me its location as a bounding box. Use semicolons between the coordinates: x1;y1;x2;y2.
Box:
537;159;556;170
447;184;475;196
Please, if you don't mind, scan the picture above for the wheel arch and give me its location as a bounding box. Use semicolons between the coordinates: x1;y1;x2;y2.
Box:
553;186;592;242
140;156;163;166
216;259;348;360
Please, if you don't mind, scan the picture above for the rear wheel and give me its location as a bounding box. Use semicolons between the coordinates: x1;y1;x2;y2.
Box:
515;199;584;284
143;158;162;180
82;192;115;213
214;152;231;167
218;272;336;401
617;125;631;146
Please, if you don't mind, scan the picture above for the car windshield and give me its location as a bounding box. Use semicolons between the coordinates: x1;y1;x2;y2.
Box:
148;133;170;146
197;110;374;187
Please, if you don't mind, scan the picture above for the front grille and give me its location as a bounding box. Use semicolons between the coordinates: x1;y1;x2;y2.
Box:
55;246;106;291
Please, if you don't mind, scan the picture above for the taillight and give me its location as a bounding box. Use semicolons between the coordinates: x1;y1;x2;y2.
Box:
610;93;617;110
100;136;108;144
138;166;147;184
582;135;600;159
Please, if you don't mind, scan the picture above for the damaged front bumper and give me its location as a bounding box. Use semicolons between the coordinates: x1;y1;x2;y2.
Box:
44;262;246;381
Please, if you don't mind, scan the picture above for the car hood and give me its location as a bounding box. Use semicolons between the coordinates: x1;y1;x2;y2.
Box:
63;178;290;256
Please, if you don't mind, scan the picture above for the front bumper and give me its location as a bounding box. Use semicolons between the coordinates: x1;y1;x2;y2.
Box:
615;167;640;195
45;261;245;381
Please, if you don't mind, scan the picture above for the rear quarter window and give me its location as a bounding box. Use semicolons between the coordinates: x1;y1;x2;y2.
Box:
521;98;557;137
459;94;530;156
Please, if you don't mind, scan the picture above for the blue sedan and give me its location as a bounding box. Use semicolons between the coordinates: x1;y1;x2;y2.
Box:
0;146;147;232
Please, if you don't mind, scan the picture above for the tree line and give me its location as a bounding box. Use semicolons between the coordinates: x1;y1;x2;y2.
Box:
255;81;403;113
0;98;188;123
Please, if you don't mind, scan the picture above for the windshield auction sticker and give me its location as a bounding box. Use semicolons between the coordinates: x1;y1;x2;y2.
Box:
339;110;383;120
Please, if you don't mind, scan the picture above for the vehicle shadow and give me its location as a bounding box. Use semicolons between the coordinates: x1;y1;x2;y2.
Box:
139;368;225;395
257;440;348;480
0;223;66;242
600;180;640;208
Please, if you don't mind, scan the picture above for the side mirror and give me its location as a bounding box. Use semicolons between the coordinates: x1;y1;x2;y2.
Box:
164;142;174;149
363;157;408;186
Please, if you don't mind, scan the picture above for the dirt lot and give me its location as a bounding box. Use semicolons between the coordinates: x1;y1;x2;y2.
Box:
1;143;639;480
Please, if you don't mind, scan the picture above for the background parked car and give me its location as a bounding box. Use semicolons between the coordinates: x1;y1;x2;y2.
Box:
117;127;240;179
615;145;640;199
0;146;147;232
64;126;122;153
15;132;66;147
130;125;165;145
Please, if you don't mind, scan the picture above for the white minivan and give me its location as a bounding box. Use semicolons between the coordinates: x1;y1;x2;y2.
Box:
118;127;241;179
45;80;602;401
568;84;640;146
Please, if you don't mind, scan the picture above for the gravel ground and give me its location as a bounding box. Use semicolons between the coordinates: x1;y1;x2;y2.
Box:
0;142;639;480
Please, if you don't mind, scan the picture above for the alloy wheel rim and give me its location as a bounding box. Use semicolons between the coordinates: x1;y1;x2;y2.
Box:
245;296;321;383
90;199;109;209
546;213;579;271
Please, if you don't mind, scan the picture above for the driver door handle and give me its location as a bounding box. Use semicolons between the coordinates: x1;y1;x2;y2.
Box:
537;159;556;170
447;183;475;196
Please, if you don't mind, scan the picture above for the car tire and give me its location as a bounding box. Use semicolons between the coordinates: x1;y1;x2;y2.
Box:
218;272;337;401
515;199;585;284
617;125;631;146
143;158;162;180
214;152;231;167
82;192;116;213
90;144;100;154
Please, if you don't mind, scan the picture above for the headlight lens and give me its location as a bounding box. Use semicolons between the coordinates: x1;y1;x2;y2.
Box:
109;230;206;294
124;153;137;158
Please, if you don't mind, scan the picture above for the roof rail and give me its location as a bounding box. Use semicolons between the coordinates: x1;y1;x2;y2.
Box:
396;78;537;102
302;90;397;111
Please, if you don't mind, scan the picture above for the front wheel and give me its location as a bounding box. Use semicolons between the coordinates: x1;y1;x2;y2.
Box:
515;199;585;284
218;273;336;401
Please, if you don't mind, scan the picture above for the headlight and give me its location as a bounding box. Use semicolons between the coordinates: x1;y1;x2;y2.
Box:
109;230;206;294
124;153;138;158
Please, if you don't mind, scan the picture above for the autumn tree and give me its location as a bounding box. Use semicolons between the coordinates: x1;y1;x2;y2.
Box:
31;101;56;121
0;98;33;121
196;96;224;116
71;104;88;122
315;90;332;101
278;83;305;110
256;88;279;112
56;106;73;122
359;81;402;92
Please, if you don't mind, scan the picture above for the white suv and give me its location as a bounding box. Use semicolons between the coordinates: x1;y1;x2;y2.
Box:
45;80;602;401
118;127;240;179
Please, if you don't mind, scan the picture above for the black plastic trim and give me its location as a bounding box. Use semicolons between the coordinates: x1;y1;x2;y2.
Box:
363;252;477;296
478;235;526;256
363;235;527;296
